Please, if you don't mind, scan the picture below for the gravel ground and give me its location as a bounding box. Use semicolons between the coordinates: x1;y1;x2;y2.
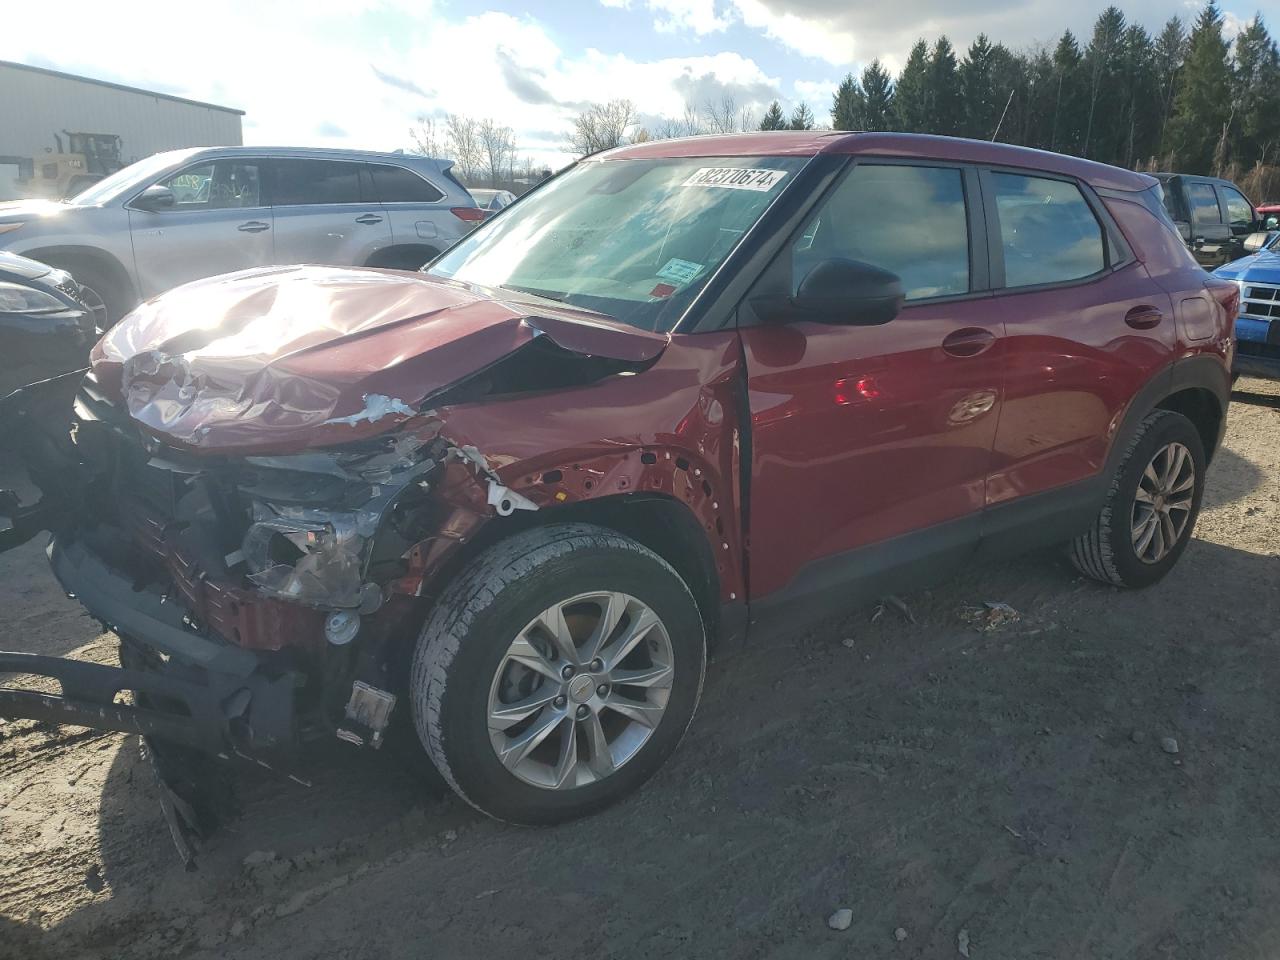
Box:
3;379;1280;960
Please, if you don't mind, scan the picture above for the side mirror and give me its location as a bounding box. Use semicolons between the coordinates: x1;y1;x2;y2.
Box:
790;259;904;326
132;184;175;211
1174;219;1192;242
1243;231;1271;253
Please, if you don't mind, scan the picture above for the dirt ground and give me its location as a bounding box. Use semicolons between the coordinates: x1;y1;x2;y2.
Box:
3;380;1280;960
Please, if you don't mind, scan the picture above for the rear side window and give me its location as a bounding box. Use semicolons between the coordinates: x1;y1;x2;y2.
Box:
269;159;364;205
1220;185;1254;227
1187;182;1222;224
792;164;970;301
368;164;443;203
992;173;1104;288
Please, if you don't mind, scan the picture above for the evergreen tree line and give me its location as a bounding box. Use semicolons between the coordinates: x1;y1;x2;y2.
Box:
759;2;1280;185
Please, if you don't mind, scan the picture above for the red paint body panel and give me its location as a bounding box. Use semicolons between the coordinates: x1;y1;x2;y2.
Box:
91;265;667;454
986;263;1178;503
740;304;1003;598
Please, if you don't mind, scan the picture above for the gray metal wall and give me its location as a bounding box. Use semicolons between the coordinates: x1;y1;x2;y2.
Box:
0;62;243;165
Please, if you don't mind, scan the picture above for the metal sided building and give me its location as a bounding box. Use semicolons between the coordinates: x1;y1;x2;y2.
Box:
0;60;243;196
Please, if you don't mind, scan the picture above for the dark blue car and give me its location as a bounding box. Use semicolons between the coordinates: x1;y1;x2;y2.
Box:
1214;234;1280;380
0;251;102;398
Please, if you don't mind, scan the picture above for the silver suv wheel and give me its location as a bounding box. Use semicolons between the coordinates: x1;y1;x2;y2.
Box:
487;591;674;790
1131;441;1196;564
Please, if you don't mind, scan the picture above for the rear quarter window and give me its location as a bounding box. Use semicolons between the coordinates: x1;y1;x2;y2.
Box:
367;164;444;203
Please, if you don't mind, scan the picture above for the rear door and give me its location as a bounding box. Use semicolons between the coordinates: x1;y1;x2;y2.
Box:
266;158;392;267
127;158;271;297
739;161;1004;602
365;161;459;259
984;169;1177;524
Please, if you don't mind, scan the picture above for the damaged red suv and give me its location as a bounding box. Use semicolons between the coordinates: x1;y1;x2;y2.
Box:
0;133;1235;839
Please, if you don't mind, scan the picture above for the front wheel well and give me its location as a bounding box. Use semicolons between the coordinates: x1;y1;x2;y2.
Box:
22;244;136;320
1156;387;1224;463
428;495;723;645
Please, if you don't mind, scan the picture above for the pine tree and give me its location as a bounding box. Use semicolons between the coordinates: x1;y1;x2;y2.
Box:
1050;31;1086;153
861;60;896;131
1082;7;1129;162
1154;17;1187;159
959;34;999;139
831;73;866;130
789;103;816;130
759;100;787;131
1119;24;1159;167
895;40;932;132
1234;15;1280;166
928;37;962;136
988;45;1027;143
1168;1;1233;173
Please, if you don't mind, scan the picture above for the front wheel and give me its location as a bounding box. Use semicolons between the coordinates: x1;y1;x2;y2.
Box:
1070;409;1206;588
411;523;706;824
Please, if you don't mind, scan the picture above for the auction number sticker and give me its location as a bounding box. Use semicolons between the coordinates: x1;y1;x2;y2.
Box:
656;258;704;284
682;167;788;191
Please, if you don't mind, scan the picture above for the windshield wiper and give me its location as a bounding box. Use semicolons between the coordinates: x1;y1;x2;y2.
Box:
500;284;568;304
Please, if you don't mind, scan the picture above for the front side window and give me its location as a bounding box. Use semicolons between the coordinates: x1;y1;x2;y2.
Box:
1187;182;1222;224
368;163;443;203
429;156;806;332
993;173;1104;288
158;160;262;209
1221;186;1254;227
270;159;364;206
792;164;970;301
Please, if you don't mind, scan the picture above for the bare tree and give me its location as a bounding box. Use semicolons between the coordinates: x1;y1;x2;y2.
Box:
408;116;445;157
566;99;638;156
702;96;739;133
478;119;517;186
650;103;705;141
445;114;483;184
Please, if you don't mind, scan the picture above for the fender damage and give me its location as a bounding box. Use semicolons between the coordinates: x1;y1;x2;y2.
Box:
0;267;746;852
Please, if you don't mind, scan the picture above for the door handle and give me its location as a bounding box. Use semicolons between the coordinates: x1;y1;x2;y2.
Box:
1125;305;1164;330
941;327;996;358
355;213;384;225
237;221;269;233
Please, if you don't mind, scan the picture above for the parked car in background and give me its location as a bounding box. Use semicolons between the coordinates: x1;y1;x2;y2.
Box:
0;250;101;398
1214;231;1280;380
1154;173;1260;268
1255;200;1280;229
0;133;1234;846
469;188;517;214
0;147;483;324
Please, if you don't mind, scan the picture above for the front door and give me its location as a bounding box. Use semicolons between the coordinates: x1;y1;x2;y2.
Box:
128;158;271;298
739;161;1004;602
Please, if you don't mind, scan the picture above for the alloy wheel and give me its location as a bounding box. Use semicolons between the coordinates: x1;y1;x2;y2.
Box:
1130;441;1196;564
486;591;674;790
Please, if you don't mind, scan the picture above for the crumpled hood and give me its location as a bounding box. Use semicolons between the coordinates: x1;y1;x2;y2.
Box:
1215;249;1280;284
92;265;669;453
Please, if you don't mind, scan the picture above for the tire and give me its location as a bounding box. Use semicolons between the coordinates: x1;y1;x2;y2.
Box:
1070;409;1206;588
46;257;132;327
411;523;706;824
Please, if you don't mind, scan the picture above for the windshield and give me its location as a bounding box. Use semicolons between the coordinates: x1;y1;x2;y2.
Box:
66;152;189;206
429;155;806;332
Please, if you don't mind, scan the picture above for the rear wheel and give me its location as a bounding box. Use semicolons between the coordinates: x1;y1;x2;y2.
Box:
1070;409;1206;588
411;523;706;823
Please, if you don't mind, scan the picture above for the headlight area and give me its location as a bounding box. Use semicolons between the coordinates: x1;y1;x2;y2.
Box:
226;430;450;748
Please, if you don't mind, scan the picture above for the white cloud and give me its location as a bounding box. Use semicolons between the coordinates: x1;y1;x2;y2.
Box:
731;0;855;66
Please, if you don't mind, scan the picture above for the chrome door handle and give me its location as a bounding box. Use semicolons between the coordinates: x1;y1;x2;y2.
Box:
355;214;383;225
237;221;269;233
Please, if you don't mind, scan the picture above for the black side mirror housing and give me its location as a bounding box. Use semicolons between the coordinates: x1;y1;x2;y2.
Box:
133;184;175;212
785;258;905;326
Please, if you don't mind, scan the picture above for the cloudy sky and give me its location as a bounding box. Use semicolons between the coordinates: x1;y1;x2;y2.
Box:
0;0;1268;167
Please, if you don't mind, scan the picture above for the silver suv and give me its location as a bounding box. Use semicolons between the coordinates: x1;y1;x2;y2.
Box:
0;146;481;322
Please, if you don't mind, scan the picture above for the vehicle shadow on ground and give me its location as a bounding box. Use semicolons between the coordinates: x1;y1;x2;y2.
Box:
1202;443;1266;510
1231;387;1280;411
30;535;1280;959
